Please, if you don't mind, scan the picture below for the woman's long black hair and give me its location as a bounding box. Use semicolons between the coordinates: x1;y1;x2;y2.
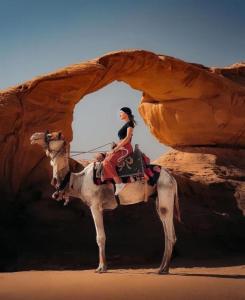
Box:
128;113;137;127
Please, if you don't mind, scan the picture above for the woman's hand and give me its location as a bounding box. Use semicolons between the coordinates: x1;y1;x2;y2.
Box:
107;149;116;155
107;150;114;156
107;146;120;155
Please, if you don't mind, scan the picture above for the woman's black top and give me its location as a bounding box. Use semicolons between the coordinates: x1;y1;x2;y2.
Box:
118;120;135;140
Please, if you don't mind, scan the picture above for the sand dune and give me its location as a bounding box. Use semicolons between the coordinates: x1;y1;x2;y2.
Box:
0;265;244;300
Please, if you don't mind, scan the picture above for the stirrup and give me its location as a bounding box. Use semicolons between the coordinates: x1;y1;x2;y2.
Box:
115;183;126;195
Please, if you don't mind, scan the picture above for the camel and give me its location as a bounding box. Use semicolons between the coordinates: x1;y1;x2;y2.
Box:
30;131;181;274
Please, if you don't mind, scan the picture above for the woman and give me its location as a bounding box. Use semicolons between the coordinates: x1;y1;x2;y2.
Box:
102;106;137;195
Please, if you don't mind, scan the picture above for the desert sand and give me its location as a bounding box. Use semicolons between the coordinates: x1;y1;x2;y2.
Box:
0;264;245;300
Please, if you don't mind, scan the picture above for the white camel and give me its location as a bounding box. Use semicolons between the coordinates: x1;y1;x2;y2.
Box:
30;131;181;274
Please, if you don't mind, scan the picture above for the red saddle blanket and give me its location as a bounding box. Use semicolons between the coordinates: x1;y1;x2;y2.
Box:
93;152;161;186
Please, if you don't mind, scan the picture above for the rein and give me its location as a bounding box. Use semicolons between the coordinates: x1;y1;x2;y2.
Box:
44;136;113;196
46;142;67;161
70;142;113;157
50;143;67;160
44;131;67;161
45;139;70;193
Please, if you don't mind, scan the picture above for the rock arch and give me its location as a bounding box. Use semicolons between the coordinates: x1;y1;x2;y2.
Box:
1;49;245;270
0;49;245;195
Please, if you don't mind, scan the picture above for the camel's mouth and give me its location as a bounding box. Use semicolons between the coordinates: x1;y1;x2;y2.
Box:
30;133;43;145
30;135;38;144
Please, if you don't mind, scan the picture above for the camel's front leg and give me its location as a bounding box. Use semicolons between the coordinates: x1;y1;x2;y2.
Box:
90;205;107;273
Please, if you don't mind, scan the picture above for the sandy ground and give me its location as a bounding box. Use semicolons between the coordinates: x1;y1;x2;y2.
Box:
0;265;245;300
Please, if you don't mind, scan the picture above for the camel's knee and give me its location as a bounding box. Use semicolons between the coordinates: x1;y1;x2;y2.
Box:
159;207;168;215
51;177;57;187
96;235;106;246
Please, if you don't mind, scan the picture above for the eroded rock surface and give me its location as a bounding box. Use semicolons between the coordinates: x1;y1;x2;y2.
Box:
155;147;245;215
0;49;244;270
153;147;245;257
1;49;245;194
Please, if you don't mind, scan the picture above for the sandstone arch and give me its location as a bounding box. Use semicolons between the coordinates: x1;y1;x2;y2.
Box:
1;49;245;195
1;49;245;270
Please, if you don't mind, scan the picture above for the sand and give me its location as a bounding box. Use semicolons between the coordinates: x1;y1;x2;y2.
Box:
0;265;245;300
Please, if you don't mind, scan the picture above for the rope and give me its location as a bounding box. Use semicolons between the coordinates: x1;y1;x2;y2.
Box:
70;142;113;157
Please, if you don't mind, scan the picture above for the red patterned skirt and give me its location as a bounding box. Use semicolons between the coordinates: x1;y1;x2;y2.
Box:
102;142;133;181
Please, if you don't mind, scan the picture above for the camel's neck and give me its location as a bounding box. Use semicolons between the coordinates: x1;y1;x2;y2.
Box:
68;157;85;173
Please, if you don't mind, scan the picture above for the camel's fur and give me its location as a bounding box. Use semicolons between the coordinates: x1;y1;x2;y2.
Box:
30;131;181;274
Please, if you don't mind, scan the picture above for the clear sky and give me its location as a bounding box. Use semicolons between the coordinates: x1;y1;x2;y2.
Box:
1;0;244;160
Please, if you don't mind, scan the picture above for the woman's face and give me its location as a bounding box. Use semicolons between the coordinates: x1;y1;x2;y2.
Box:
119;110;129;121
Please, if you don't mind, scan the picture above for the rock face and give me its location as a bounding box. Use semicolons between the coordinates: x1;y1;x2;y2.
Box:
154;147;245;256
1;50;245;194
0;49;244;270
138;59;245;147
155;147;245;215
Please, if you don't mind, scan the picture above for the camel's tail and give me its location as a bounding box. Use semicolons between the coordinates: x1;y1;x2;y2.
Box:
174;179;182;223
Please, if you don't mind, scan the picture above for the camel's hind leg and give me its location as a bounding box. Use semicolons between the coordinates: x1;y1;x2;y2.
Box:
158;214;176;273
156;173;177;274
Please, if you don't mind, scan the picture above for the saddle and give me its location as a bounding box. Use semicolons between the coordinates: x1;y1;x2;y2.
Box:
93;144;161;186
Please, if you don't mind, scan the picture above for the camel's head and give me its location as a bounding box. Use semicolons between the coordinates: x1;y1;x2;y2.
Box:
31;130;69;189
30;130;66;153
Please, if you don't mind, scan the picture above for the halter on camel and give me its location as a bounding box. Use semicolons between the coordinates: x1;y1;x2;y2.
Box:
30;130;181;274
43;131;71;197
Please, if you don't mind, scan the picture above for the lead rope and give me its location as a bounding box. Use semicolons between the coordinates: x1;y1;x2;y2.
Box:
70;142;113;157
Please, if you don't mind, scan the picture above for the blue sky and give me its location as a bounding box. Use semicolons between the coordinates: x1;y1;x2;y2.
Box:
1;0;244;159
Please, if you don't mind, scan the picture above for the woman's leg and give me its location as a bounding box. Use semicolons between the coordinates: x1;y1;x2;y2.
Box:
102;143;133;183
102;155;122;183
104;161;122;183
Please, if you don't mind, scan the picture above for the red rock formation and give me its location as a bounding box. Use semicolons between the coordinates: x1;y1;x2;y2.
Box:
139;59;245;147
0;50;244;270
153;147;245;258
1;50;245;194
154;146;245;218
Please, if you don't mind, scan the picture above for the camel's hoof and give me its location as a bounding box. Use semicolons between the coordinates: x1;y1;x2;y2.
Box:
52;192;59;200
158;269;169;275
95;266;107;273
63;199;69;206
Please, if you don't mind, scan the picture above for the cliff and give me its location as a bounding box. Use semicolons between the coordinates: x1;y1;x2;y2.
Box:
0;49;244;271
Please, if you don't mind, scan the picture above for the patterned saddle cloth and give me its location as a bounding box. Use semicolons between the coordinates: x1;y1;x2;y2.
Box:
93;144;161;186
